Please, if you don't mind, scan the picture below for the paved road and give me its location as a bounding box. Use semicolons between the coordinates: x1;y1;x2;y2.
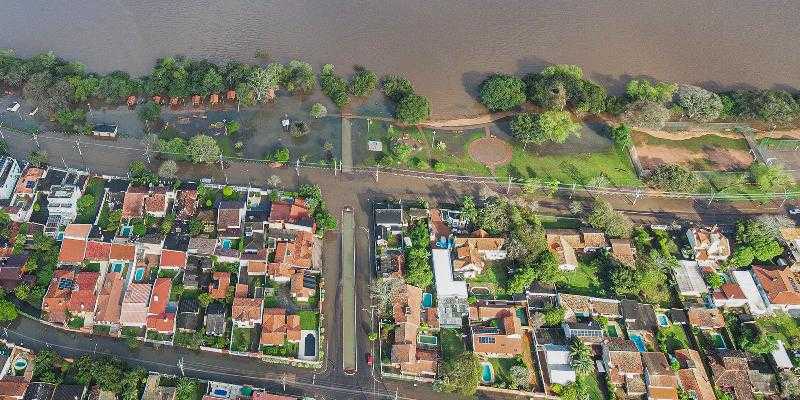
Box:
0;128;789;400
340;208;357;374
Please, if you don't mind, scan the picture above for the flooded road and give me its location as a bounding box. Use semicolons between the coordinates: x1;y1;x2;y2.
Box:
1;0;799;118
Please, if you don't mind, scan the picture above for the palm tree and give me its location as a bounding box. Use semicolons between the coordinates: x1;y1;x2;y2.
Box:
569;339;593;375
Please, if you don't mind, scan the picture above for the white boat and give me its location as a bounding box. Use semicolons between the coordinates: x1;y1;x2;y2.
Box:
5;102;20;112
28;107;38;116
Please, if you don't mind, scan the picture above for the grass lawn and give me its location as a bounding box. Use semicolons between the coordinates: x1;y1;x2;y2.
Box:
231;327;253;352
466;262;509;298
146;330;170;342
657;325;690;353
577;372;604;400
488;358;524;388
439;329;465;361
495;146;642;186
299;311;319;330
555;261;606;297
261;341;299;358
539;215;582;229
75;177;105;224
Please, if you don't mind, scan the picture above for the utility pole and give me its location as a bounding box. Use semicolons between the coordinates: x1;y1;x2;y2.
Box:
295;159;300;177
506;177;512;194
781;189;789;208
32;133;40;149
281;373;287;392
218;154;227;184
375;164;379;182
570;183;576;199
177;357;185;376
333;158;337;176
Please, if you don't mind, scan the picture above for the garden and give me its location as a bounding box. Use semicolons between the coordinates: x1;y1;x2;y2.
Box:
230;327;254;353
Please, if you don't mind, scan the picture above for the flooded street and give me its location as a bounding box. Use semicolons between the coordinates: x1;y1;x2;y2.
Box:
1;0;799;118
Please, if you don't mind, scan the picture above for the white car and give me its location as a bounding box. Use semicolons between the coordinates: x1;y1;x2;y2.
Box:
5;102;20;112
789;208;800;215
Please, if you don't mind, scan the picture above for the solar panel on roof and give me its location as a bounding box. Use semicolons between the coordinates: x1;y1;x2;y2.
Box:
25;181;35;188
58;278;74;290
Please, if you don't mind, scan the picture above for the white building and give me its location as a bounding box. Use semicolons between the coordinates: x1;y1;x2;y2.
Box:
0;157;21;200
731;270;770;315
47;184;82;223
432;248;468;328
543;344;577;385
686;226;731;267
673;260;709;297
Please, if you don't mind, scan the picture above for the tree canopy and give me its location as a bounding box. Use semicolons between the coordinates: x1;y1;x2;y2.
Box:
646;164;698;192
187;134;221;163
395;94;430;125
675;84;723;122
479;74;526;112
511;111;580;147
621;100;671;129
586;199;633;239
625;79;677;103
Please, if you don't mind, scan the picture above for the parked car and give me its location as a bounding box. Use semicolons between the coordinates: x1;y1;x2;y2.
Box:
789;208;800;215
5;102;20;112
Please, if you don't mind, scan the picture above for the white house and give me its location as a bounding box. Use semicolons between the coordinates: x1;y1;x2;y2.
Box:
686;226;731;267
0;157;21;200
543;344;577;385
731;270;770;315
673;260;709;297
47;185;82;223
432;248;468;328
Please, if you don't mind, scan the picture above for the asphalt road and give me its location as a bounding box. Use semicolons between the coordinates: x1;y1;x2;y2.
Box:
0;128;787;400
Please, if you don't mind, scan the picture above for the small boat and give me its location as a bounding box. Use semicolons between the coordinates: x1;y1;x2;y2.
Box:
28;107;38;116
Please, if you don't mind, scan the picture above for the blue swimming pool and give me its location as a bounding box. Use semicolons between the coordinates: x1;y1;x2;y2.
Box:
222;239;232;250
657;314;670;327
630;334;647;352
422;293;433;308
212;388;228;397
480;362;494;384
134;268;145;281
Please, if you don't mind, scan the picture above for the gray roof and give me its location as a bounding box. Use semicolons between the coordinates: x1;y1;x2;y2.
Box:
621;300;658;332
374;208;404;226
205;302;227;336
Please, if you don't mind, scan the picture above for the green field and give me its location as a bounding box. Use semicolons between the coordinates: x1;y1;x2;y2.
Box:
495;147;641;187
556;262;606;297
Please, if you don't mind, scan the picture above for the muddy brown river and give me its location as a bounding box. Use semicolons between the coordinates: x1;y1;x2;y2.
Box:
1;0;799;118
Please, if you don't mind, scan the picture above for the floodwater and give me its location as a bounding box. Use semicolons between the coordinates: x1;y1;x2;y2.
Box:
1;0;799;118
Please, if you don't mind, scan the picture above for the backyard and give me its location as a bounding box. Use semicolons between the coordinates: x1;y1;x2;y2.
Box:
466;262;509;299
555;262;605;297
656;324;690;353
230;327;253;353
75;177;105;224
299;311;319;330
439;329;465;361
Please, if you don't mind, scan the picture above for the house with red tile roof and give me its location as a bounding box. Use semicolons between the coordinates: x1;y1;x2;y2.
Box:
146;278;175;335
217;201;245;239
259;308;301;348
707;350;756;400
84;241;111;262
94;272;125;329
266;232;316;283
0;378;29;400
41;270;75;324
388;284;437;377
58;239;87;265
470;302;524;358
122;187;148;219
246;261;268;276
65;272;101;328
674;349;715;400
176;189;197;220
752;265;800;314
712;283;747;309
289;272;316;302
686;226;731;268
159;249;187;270
231;297;263;328
642;352;679;400
687;307;725;330
143;187;172;217
268;200;315;233
602;338;645;398
108;243;136;274
209;272;230;300
6;167;44;222
63;224;92;240
120;283;151;327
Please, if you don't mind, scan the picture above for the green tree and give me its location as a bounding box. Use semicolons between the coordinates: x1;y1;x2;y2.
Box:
705;272;724;290
479;74;526;112
97;71;138;102
733;218;783;264
13;284;30;301
611;124;632;152
157;160;177;179
749;161;794;193
586;199;633;238
128;160;157;186
247;63;284;102
381;75;414;102
511;111;580;147
198;293;212;308
76;194;96;217
349;67;378;97
0;139;7;157
646;164;698;192
158;137;190;161
91;357;126;393
433;353;480;396
395;94;430;124
137;101;161;125
200;68;224;96
270;147;290;164
188;134;221;163
569;339;593;375
0;299;18;322
282;60;315;93
175;378;200;400
542;305;565;326
310;102;327;119
621;100;671;129
675;85;723;122
319;64;350;108
55;108;87;133
460;196;478;223
67;75;100;102
28;150;48;167
625;79;677;103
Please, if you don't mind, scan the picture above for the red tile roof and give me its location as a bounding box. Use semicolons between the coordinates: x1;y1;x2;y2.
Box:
122;187;148;219
148;278;172;315
95;272;124;325
209;272;230;299
752;265;800;305
84;241;112;261
146;313;175;333
177;190;197;220
260;308;301;346
58;239;87;264
64;224;92;240
232;297;262;323
144;188;167;214
110;243;136;261
247;261;268;275
42;270;74;323
14;167;44;195
66;272;100;314
159;250;187;269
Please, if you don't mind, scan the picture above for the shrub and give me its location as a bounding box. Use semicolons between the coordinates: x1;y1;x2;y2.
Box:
349;68;378;97
621;100;671;129
270;147;290;164
479;74;526;112
309;102;327;119
432;160;446;173
289;121;310;137
225;120;240;135
675;85;723;122
646;164;698;192
319;64;350;108
611;124;632;152
625;79;677;103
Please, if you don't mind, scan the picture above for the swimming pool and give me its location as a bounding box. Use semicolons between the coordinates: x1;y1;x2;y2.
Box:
418;334;438;346
111;262;124;272
134;268;145;281
630;334;647;352
607;325;618;338
712;333;727;349
222;239;232;250
657;314;670;327
212;388;228;397
422;293;433;308
480;362;494;384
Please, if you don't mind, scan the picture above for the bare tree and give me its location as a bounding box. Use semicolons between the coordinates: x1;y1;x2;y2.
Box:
369;277;404;317
267;175;282;188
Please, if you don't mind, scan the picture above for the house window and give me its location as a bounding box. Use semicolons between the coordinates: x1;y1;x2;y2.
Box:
478;337;495;344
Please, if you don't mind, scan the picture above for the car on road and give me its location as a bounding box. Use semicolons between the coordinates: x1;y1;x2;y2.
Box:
365;353;374;366
790;208;800;215
6;102;20;112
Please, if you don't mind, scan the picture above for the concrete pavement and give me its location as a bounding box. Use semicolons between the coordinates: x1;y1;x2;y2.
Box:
340;208;357;374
